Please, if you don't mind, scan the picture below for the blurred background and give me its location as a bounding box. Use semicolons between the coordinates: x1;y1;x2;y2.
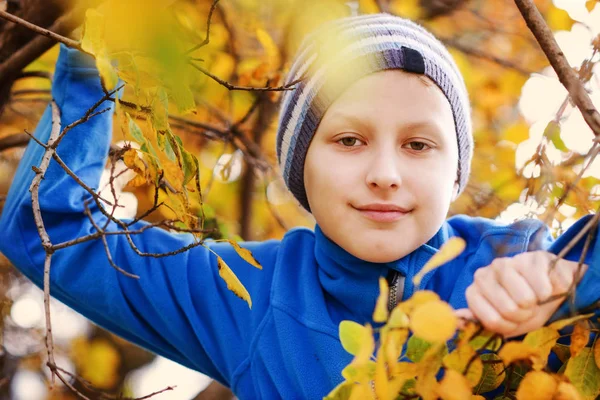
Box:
0;0;600;398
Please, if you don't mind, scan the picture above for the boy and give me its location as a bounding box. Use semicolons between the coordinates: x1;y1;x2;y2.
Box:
0;13;598;399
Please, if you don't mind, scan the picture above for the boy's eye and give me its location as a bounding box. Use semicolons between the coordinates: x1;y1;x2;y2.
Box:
338;137;363;147
405;141;430;151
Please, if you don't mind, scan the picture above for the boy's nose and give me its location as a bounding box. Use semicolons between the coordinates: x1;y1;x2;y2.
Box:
365;151;402;190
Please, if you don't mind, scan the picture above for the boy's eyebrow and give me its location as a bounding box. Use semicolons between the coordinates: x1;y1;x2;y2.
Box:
327;112;446;135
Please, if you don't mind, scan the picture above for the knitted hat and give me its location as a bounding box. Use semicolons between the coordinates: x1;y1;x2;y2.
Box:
275;13;473;211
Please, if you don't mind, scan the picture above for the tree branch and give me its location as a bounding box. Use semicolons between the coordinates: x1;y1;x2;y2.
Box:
513;0;600;137
0;9;80;49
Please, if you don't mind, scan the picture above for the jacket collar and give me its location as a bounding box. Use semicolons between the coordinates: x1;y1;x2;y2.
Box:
313;223;451;323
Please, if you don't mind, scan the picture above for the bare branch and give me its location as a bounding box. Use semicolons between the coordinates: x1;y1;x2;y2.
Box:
184;0;220;55
189;60;302;92
0;9;81;49
514;0;600;136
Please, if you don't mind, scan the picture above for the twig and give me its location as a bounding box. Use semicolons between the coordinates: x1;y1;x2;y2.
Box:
0;10;82;50
189;60;303;92
441;37;534;75
184;0;220;55
513;0;600;137
29;100;62;384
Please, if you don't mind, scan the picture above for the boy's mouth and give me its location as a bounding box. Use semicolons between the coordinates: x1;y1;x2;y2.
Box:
352;203;412;222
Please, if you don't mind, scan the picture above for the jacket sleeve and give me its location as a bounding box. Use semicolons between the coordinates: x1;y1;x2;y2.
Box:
0;45;275;385
527;216;600;321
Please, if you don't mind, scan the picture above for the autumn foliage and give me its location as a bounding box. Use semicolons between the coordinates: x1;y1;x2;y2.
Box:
327;240;600;400
1;0;600;399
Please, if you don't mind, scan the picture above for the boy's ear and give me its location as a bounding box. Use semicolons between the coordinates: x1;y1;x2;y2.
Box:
451;181;459;202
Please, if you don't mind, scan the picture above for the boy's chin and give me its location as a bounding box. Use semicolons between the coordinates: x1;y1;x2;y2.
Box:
348;245;415;264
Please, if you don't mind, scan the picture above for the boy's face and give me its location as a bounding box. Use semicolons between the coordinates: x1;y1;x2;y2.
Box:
304;70;459;263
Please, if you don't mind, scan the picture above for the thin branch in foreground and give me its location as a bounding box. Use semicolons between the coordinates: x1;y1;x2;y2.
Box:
0;10;82;50
83;203;140;279
514;0;600;137
189;60;303;92
184;0;220;55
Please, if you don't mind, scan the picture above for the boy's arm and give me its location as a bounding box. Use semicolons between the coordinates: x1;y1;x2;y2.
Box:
0;45;272;384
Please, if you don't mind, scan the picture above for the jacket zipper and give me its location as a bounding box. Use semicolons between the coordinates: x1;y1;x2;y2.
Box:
387;270;400;311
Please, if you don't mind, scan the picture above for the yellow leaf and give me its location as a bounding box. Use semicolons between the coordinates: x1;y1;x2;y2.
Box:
226;240;263;270
125;174;148;188
523;327;560;370
358;0;380;14
123;148;147;176
217;256;252;309
443;344;483;387
81;9;118;90
415;343;446;400
384;329;409;372
342;361;376;384
348;382;374;400
413;237;466;286
586;0;597;13
387;363;417;399
547;6;574;31
410;300;457;343
387;306;409;329
71;338;121;389
397;290;440;314
570;321;590;358
498;342;542;368
515;371;557;400
374;348;388;400
81;9;105;55
556;380;584;400
564;347;600;399
339;321;372;356
97;55;119;90
256;27;280;69
373;277;389;323
389;0;421;19
549;313;595;330
324;381;355;400
437;369;472;400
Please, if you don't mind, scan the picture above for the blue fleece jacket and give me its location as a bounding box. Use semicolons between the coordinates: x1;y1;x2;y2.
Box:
1;45;599;399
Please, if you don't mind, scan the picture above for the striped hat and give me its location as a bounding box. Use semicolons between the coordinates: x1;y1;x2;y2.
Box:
276;13;472;211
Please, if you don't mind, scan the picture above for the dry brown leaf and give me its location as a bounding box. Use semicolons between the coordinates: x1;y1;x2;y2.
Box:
570;321;590;358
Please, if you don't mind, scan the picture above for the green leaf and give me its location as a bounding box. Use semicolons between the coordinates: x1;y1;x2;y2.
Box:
341;361;376;384
523;327;560;370
152;88;170;131
339;321;369;356
406;335;433;363
182;149;198;185
127;113;146;144
564;347;600;399
544;120;567;152
474;354;505;394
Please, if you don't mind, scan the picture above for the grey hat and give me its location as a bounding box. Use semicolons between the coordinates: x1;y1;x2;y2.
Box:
276;13;473;211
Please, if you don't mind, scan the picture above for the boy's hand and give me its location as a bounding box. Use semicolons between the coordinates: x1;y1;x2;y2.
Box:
456;251;587;338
